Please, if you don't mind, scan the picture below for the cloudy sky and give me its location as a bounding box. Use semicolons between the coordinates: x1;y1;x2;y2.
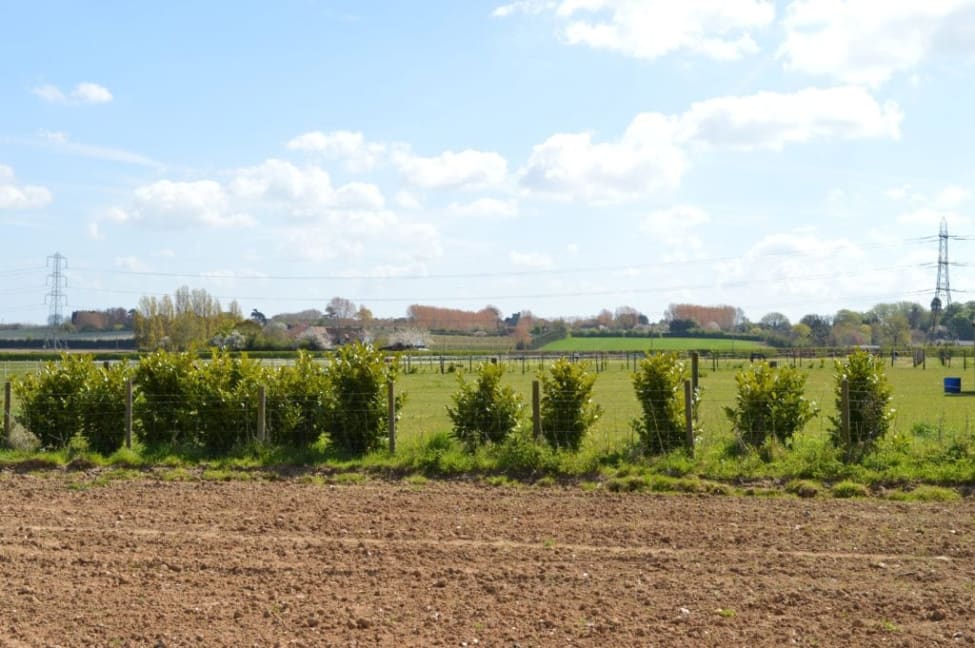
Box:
2;0;975;325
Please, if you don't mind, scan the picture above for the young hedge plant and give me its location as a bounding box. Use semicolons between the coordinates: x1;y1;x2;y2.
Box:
14;354;132;454
447;362;524;451
133;350;198;447
631;352;693;455
724;362;818;450
830;350;893;462
266;351;334;448
539;357;602;451
326;342;403;455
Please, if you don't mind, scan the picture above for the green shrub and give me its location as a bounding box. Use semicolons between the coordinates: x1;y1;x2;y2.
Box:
190;350;267;452
447;362;524;450
785;479;820;498
829;350;894;462
327;343;402;455
78;361;133;455
135;349;268;452
724;362;818;449
14;354;132;454
538;357;602;451
631;353;694;455
887;485;960;502
490;430;556;474
133;350;198;446
831;480;869;498
267;351;333;447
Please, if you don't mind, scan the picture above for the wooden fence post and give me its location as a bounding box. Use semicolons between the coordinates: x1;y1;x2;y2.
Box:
387;380;396;453
841;377;851;458
690;352;699;394
257;385;266;443
532;380;541;440
125;378;133;449
684;380;694;457
3;381;11;445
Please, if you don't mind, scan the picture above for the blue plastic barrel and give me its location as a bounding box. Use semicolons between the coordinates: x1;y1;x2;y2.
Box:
944;377;961;394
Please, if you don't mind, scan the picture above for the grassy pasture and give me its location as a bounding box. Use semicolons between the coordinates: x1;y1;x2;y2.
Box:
541;336;768;352
396;355;975;445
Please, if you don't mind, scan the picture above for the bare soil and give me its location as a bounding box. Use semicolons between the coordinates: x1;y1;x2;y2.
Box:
1;472;973;647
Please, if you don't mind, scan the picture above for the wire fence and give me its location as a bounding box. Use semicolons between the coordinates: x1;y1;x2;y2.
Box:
4;349;975;455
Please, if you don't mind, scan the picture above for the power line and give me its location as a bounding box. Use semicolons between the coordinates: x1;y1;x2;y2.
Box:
65;236;944;283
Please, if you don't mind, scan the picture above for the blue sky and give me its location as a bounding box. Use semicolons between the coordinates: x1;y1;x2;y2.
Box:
2;0;975;325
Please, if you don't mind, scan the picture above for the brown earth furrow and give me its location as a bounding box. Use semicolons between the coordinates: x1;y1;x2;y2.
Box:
0;475;973;647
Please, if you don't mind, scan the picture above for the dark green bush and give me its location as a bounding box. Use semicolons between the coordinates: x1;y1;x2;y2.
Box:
539;357;602;451
830;350;893;462
14;354;132;454
266;351;333;447
724;362;818;449
134;349;268;451
79;361;133;454
631;352;693;455
327;343;402;455
447;362;524;450
190;350;266;452
133;350;197;446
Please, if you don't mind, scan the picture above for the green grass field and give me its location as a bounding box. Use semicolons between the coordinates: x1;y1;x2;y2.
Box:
395;355;975;444
541;336;767;352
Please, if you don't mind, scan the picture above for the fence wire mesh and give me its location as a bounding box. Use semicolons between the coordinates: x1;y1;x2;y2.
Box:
3;352;975;458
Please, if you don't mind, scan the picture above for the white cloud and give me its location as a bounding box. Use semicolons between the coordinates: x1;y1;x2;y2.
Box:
129;180;254;228
509;250;553;268
492;0;556;17
717;231;873;307
286;130;385;171
495;0;774;61
935;186;972;209
886;185;918;202
114;256;150;272
286;130;509;191
73;82;113;103
395;191;423;210
230;159;385;215
394;149;508;190
641;205;709;235
394;223;444;261
33;82;113;104
779;0;975;86
86;222;103;240
0;165;53;209
641;205;711;259
32;84;66;102
520;113;686;203
679;86;902;150
105;158;392;238
897;208;970;228
519;87;901;203
891;185;972;228
38;130;163;169
447;198;518;218
275;215;438;264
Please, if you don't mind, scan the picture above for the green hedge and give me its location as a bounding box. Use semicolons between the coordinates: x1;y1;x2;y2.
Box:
13;344;401;456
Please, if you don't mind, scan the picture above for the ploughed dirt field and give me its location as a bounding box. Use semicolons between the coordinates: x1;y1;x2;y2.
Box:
1;473;974;647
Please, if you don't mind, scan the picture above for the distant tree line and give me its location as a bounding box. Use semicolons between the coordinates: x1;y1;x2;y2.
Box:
133;286;242;351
